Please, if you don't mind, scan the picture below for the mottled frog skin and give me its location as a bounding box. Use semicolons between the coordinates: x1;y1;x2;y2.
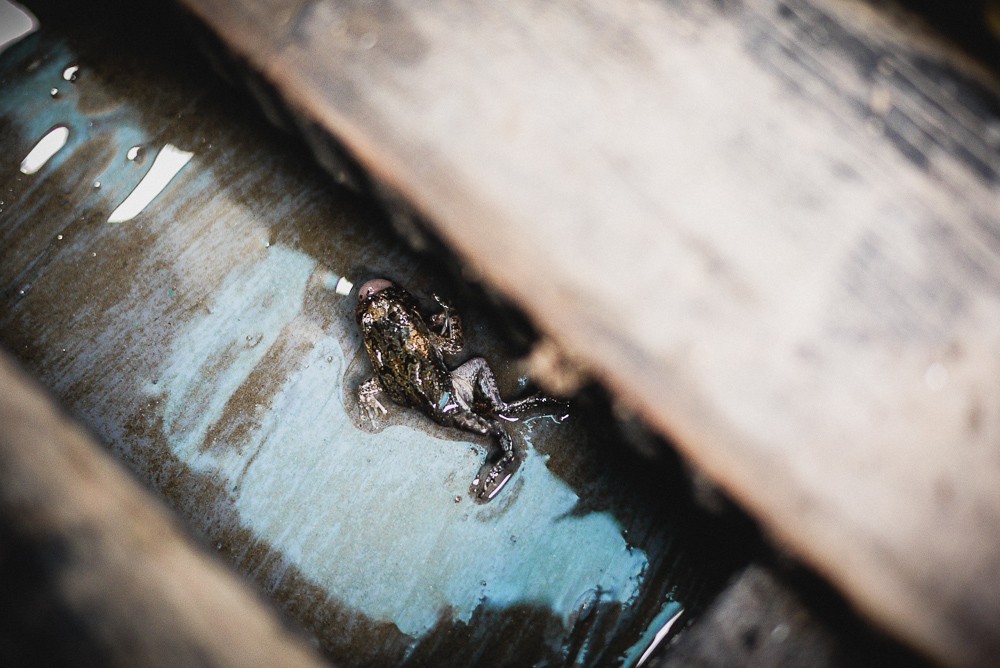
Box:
355;278;565;502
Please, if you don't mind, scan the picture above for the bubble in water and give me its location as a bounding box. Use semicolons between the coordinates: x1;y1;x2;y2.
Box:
49;87;58;97
93;181;101;189
62;65;79;81
126;145;143;161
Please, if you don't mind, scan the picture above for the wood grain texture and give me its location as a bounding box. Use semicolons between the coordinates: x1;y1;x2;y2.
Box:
177;0;1000;664
0;352;327;667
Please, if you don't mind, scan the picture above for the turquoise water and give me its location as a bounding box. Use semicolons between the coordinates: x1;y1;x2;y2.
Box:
154;245;652;645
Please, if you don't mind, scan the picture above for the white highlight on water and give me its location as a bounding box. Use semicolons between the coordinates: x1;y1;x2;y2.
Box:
635;608;684;666
108;144;193;223
19;126;69;175
62;65;79;81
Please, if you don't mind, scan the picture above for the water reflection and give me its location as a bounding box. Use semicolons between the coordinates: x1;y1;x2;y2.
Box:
19;125;68;174
108;144;193;223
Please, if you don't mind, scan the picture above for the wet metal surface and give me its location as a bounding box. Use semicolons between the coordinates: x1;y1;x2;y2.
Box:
0;8;734;666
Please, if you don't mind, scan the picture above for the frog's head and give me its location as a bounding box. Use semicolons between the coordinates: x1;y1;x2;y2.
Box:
357;278;394;303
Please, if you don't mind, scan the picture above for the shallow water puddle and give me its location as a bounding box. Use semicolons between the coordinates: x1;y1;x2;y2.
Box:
153;245;656;648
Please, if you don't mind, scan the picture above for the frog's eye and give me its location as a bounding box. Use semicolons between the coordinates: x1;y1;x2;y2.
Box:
358;278;394;302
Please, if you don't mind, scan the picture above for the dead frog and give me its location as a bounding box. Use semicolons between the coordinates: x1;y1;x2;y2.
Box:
355;278;566;502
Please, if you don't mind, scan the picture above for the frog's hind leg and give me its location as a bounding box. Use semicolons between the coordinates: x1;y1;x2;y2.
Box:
444;408;518;502
500;394;568;418
448;410;515;461
450;357;567;420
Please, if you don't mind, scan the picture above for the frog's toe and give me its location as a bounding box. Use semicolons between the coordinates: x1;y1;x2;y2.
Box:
470;457;518;502
359;395;387;427
431;312;454;338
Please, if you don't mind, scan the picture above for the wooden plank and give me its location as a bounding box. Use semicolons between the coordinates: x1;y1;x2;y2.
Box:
0;352;327;667
657;564;922;667
174;1;1000;665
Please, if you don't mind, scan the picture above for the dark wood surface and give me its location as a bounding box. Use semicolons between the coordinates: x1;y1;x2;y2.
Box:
175;1;1000;665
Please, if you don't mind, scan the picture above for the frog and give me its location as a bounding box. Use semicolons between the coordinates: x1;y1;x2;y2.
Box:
355;278;566;502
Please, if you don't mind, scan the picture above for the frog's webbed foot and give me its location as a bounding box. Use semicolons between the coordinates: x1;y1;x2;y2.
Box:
446;409;520;502
471;454;519;502
358;377;388;426
500;394;570;422
471;421;519;502
429;294;464;355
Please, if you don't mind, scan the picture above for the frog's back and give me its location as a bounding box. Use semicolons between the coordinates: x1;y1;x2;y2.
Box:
357;287;453;412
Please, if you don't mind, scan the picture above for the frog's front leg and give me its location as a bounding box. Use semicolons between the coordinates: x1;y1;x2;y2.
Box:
358;377;388;426
428;294;464;355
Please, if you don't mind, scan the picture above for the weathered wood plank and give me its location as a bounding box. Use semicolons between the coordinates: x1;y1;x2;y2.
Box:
0;352;327;667
175;1;1000;665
